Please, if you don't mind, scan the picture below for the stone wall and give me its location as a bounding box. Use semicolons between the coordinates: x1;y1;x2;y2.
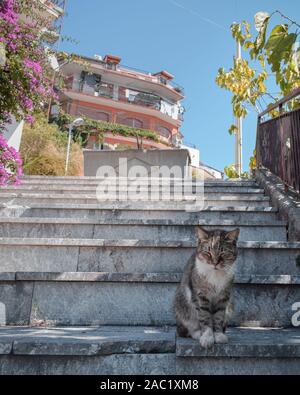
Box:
83;149;191;178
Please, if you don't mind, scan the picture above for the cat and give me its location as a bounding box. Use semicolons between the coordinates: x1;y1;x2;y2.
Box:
174;226;239;348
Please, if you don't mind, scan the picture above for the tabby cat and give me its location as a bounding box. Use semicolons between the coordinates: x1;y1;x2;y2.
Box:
174;226;239;348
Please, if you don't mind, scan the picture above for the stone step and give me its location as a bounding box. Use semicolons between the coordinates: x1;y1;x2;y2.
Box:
0;238;299;274
175;327;300;375
19;176;258;187
0;203;279;221
0;272;299;327
0;192;268;200
1;179;262;189
0;193;270;207
0;325;175;355
0;185;265;194
0;217;287;241
0;326;299;374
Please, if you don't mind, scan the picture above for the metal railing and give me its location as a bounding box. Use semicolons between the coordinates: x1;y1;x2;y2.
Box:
256;87;300;193
64;80;180;119
121;64;185;95
79;56;184;96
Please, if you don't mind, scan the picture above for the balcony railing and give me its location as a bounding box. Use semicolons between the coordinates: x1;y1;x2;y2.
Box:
118;90;161;111
256;87;300;193
78;56;184;96
64;80;180;120
120;65;185;95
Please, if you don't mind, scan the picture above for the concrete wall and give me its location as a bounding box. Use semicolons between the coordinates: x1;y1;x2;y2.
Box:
83;149;191;178
181;145;199;168
3;118;24;151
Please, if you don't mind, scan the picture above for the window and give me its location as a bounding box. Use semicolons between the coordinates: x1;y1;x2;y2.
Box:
157;126;171;139
77;106;110;122
123;118;143;128
96;112;110;122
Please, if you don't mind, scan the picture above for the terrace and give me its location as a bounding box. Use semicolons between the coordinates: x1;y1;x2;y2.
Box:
62;55;185;99
62;74;184;123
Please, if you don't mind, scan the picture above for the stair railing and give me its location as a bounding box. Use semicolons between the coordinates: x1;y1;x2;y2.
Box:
256;87;300;193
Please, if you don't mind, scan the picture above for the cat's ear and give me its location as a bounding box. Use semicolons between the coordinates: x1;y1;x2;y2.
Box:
196;226;209;241
225;228;240;241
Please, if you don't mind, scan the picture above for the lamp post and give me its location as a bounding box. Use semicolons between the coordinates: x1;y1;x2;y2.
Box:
65;118;84;175
235;30;243;177
235;37;243;177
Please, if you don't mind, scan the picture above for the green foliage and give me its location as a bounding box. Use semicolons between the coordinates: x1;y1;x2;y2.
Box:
228;124;238;135
249;149;257;172
216;58;268;123
224;164;249;179
20;114;83;176
216;10;300;134
253;14;270;54
0;0;56;127
231;21;251;46
224;149;257;179
54;112;161;144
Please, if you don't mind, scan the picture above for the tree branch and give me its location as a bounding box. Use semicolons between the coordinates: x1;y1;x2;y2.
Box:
274;10;300;29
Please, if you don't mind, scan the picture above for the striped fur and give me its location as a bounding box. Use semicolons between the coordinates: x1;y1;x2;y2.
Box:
174;226;239;348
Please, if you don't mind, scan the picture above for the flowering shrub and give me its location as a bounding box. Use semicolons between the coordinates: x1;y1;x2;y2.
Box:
0;0;57;185
0;0;56;127
0;133;22;185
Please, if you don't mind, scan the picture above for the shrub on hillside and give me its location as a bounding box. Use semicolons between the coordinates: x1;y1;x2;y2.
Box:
20;115;83;176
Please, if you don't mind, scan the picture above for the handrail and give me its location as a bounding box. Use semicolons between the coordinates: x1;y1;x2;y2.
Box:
256;89;300;193
258;87;300;119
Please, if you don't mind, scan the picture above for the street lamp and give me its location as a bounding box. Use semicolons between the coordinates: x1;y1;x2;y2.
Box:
65;118;84;175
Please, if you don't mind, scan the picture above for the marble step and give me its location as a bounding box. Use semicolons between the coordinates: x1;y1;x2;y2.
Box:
0;203;279;221
0;185;265;194
19;177;258;187
1;238;299;274
0;326;299;374
0;217;287;242
0;272;299;327
0;193;270;207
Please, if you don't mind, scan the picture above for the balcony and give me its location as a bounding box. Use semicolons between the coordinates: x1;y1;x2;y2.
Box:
41;26;60;44
120;65;185;96
118;87;161;110
65;56;185;99
39;0;65;18
63;75;182;122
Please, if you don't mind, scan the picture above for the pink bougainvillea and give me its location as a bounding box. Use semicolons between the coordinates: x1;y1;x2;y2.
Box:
0;0;57;184
0;134;22;185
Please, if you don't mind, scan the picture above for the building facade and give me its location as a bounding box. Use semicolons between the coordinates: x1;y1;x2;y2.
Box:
57;54;185;150
39;0;66;44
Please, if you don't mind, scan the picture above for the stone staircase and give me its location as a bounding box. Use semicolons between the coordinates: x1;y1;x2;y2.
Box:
0;175;300;375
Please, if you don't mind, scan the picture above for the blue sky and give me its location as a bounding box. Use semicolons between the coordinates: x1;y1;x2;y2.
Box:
60;0;299;171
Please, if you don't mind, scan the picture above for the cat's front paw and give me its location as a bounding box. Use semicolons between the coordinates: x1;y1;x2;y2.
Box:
214;332;228;344
199;328;214;348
